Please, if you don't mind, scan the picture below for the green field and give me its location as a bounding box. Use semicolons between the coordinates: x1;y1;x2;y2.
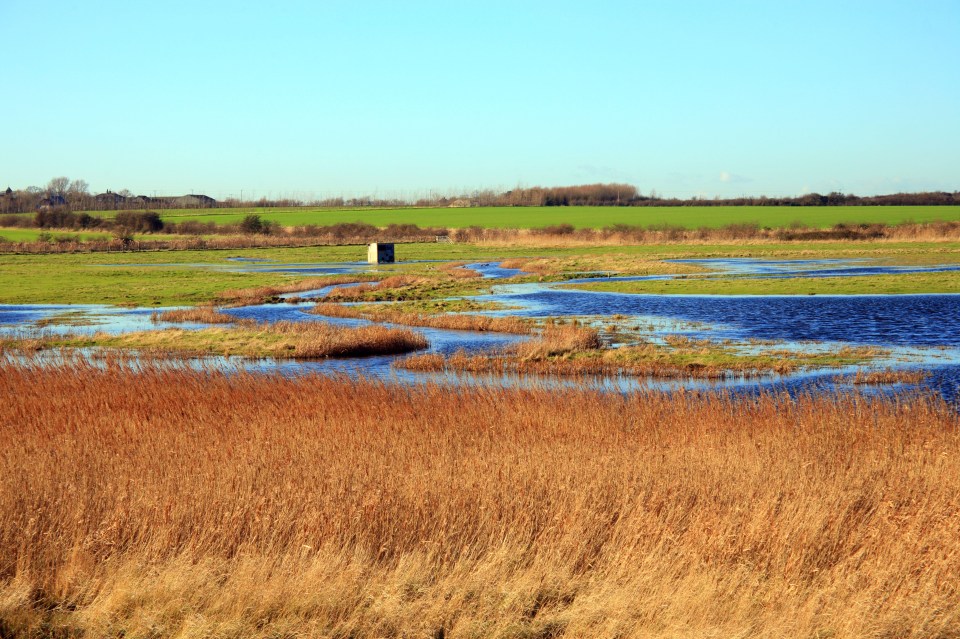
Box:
2;240;959;306
75;205;960;230
0;228;114;242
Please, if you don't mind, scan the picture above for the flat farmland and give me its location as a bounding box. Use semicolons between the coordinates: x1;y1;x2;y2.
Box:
82;205;960;230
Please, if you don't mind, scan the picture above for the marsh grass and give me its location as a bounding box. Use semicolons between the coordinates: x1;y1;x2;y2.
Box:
310;302;534;334
3;321;428;359
0;362;958;638
30;311;102;328
150;307;237;324
400;327;884;379
217;274;380;306
437;261;484;279
323;273;490;304
841;368;932;385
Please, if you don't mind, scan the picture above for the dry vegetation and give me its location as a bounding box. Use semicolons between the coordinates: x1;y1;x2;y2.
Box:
310;302;533;334
399;326;883;379
496;256;702;278
322;275;434;302
0;362;958;638
2;321;427;360
842;368;932;385
151;307;236;324
216;274;380;306
437;261;484;279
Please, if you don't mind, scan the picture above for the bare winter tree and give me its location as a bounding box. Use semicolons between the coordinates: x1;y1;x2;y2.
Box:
66;179;91;210
67;179;89;197
47;177;70;197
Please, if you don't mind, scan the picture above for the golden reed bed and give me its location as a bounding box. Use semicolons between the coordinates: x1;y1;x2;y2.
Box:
1;361;958;638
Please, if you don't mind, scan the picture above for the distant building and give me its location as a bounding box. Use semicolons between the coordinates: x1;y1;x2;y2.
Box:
87;192;218;210
94;191;127;208
37;195;67;209
173;194;216;208
127;195;152;207
150;194;217;208
367;242;395;264
0;187;14;213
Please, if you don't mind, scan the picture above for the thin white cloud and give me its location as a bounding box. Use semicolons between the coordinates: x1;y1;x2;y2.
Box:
719;171;752;184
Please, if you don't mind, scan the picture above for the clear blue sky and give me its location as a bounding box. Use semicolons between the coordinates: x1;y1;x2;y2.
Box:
2;0;958;200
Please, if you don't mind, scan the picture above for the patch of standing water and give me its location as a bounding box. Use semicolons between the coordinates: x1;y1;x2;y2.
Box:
665;257;960;280
466;262;526;279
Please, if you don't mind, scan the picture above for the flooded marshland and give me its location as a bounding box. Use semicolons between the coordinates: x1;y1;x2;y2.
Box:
2;257;959;402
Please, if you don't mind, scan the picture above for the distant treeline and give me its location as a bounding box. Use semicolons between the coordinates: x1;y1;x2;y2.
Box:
0;210;448;240
444;185;960;207
1;177;959;212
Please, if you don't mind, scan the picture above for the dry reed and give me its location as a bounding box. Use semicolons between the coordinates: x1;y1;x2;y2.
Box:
5;321;428;360
0;362;958;637
398;327;889;379
437;261;484;279
217;274;379;306
323;275;431;302
150;307;237;324
842;368;932;385
310;302;534;334
398;349;787;379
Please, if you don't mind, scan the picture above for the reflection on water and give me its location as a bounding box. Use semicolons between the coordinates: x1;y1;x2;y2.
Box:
2;257;959;403
667;257;960;279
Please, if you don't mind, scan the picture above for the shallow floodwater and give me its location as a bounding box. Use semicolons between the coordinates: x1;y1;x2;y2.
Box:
3;257;959;402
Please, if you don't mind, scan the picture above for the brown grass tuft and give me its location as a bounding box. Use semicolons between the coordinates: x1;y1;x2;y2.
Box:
515;324;604;359
151;307;236;324
397;349;782;379
218;275;379;306
310;302;534;334
842;368;932;385
437;261;484;279
3;321;428;360
324;275;431;302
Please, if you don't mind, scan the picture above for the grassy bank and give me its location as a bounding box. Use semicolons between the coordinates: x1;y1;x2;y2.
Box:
4;321;427;359
1;362;957;638
310;302;533;334
79;204;960;229
398;326;884;378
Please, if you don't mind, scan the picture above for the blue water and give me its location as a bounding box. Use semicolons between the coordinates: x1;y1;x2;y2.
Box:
666;257;960;280
485;288;960;347
467;262;526;279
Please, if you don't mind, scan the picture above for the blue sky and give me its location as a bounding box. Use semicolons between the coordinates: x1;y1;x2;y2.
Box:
2;1;958;199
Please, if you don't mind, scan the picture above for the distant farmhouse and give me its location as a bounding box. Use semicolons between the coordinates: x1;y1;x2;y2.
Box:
93;191;127;208
37;195;67;209
153;194;217;208
91;192;216;210
0;187;14;213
